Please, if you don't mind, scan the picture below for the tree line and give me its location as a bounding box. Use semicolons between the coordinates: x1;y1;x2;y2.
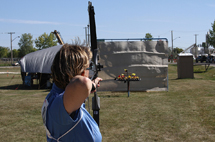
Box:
0;32;58;58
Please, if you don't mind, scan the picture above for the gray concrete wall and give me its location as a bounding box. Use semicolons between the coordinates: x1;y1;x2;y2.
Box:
97;40;168;91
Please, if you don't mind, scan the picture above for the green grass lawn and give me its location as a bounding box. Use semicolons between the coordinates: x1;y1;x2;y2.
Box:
0;65;215;142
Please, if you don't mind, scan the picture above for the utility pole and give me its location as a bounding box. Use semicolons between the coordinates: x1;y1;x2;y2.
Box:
87;24;90;47
84;25;90;47
171;30;173;63
8;32;15;64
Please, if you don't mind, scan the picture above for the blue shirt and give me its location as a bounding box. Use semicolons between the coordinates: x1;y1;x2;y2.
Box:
44;83;102;142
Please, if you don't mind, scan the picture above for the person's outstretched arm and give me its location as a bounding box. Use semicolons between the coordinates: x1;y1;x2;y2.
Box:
63;75;102;114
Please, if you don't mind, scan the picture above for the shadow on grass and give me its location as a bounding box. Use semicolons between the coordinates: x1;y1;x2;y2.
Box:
193;65;214;73
170;78;195;80
100;91;131;98
0;84;51;92
194;71;206;73
101;95;120;98
170;77;207;80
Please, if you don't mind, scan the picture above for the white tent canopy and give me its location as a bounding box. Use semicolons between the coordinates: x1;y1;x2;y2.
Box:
19;45;63;73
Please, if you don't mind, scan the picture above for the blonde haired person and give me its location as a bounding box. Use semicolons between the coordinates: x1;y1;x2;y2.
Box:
42;44;102;142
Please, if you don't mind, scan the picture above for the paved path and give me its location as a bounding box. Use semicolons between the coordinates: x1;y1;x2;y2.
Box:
0;72;20;74
0;66;20;68
0;66;20;74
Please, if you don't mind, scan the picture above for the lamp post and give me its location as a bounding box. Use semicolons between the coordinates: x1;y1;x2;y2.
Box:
84;25;90;47
10;36;20;64
173;37;180;41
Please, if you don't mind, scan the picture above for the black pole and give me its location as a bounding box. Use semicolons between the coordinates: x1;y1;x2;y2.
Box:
127;81;130;97
88;1;101;126
126;70;130;97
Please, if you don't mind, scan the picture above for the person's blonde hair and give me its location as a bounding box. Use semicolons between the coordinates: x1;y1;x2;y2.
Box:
51;44;92;89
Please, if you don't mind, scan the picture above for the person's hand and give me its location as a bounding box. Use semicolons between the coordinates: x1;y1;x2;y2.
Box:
93;77;102;87
91;77;103;93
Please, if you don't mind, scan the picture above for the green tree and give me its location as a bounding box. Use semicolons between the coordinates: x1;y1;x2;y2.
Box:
173;47;183;59
144;33;153;41
18;33;34;57
173;47;183;54
168;47;183;60
208;20;215;48
31;48;37;52
12;49;19;58
35;32;58;50
0;46;10;58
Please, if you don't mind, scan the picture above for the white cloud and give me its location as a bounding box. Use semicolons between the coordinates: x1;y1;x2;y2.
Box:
0;18;62;25
0;19;85;27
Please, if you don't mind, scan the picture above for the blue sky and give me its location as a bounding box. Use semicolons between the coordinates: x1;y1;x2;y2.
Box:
1;0;215;50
